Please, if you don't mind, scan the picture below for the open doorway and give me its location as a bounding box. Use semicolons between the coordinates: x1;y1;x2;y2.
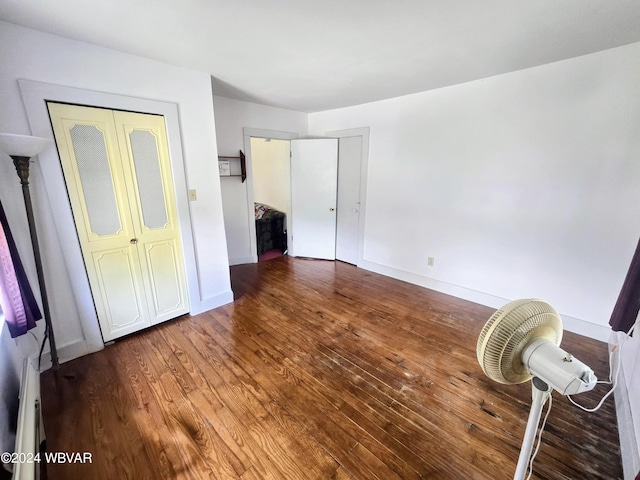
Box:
250;137;290;262
241;127;369;267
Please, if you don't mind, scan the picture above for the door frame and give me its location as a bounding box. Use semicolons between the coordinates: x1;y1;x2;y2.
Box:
243;128;298;262
326;127;370;267
19;80;198;355
242;127;369;265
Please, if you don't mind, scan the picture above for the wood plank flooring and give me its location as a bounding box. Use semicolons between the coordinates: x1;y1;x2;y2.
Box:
40;257;622;479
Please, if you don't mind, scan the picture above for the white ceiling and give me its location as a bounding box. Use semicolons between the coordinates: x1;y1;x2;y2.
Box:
2;0;640;112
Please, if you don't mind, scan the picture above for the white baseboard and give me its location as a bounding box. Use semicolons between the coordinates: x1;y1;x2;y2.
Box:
30;338;100;371
357;259;611;342
31;288;235;370
560;314;611;342
358;258;509;307
229;255;257;266
190;289;234;316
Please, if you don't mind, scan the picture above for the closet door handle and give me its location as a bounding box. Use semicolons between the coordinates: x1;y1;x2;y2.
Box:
130;238;138;244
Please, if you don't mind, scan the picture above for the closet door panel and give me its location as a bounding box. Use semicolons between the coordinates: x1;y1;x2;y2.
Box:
92;248;147;329
50;104;190;340
114;111;189;324
144;240;185;321
48;102;151;341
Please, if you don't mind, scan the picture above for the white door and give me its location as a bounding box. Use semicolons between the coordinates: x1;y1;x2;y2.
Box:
336;136;363;265
290;138;338;259
48;103;189;341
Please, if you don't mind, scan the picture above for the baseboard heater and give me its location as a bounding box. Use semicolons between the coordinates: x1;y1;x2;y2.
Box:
614;351;640;480
12;359;42;480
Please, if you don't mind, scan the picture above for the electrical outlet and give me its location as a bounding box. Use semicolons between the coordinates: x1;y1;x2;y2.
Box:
427;257;435;267
189;189;197;201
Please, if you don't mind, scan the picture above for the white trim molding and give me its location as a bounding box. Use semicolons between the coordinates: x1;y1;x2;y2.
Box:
326;127;370;269
242;128;299;263
18;79;201;358
359;257;612;342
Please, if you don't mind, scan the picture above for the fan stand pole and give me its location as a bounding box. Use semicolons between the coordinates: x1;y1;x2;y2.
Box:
514;377;551;480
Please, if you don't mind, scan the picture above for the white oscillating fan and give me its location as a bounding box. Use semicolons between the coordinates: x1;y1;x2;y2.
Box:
477;299;597;480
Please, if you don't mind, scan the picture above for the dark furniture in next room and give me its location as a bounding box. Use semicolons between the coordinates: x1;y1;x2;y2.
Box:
255;203;287;256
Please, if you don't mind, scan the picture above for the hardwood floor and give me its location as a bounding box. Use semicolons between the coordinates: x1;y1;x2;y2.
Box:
40;257;622;479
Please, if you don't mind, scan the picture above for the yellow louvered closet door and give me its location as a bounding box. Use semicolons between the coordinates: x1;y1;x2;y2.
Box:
48;103;189;342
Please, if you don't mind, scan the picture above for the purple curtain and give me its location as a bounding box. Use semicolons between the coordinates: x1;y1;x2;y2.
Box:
0;199;42;338
609;236;640;334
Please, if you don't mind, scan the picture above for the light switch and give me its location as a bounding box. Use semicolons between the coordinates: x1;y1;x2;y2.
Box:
189;189;197;201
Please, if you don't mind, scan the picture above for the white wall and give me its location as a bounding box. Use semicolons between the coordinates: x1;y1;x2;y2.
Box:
309;45;640;474
251;138;291;214
0;21;232;362
213;95;307;265
309;41;640;342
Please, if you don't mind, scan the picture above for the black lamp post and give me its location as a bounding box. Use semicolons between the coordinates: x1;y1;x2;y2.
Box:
0;133;59;370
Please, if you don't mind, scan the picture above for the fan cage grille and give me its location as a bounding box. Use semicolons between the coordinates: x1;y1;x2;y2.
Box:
477;299;562;385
